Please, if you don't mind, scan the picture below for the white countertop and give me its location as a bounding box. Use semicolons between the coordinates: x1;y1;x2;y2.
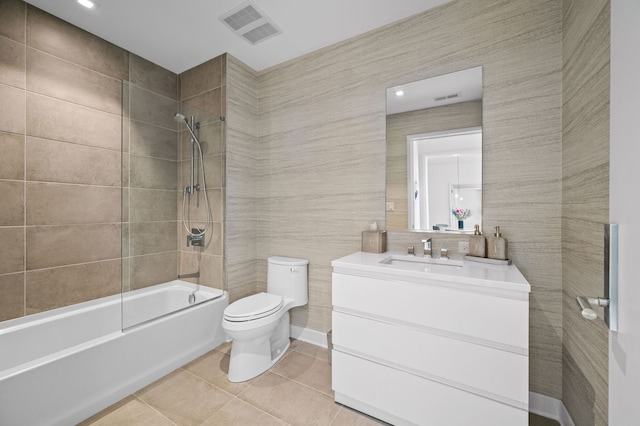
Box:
332;251;531;294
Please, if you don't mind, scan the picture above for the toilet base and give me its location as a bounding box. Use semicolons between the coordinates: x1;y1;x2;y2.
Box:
227;312;291;383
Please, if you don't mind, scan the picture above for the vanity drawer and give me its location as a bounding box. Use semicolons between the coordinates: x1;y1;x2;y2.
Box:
332;272;528;350
332;350;527;426
332;311;528;407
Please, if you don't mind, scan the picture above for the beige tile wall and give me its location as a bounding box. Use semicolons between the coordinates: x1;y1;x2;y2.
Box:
257;0;563;399
0;0;179;319
562;0;610;424
225;55;258;302
123;76;180;291
386;100;483;230
178;55;227;292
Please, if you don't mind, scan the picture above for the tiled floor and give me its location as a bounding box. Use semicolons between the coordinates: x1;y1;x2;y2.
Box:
81;340;385;425
82;340;560;426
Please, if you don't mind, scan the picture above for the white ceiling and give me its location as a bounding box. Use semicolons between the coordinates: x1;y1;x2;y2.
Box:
24;0;452;74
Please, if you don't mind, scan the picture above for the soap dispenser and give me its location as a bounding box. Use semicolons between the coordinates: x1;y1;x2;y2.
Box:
469;224;486;258
487;226;508;260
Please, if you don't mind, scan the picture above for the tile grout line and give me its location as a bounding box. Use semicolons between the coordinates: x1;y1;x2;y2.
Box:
133;395;179;426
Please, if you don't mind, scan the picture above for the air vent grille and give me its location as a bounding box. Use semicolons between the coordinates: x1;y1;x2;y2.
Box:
434;92;461;102
219;1;282;45
223;5;261;30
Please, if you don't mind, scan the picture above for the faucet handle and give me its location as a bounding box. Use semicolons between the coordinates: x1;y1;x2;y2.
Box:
407;245;415;256
440;248;449;259
421;239;432;257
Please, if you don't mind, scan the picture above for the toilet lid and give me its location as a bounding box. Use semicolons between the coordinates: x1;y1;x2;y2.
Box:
224;293;284;322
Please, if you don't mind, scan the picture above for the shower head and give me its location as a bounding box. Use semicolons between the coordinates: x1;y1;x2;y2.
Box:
173;113;188;124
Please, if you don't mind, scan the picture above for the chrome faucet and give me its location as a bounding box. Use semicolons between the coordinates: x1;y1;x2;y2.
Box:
421;238;432;258
440;248;449;260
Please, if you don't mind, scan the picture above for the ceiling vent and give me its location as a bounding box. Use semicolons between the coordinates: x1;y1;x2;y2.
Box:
434;92;462;102
219;1;282;45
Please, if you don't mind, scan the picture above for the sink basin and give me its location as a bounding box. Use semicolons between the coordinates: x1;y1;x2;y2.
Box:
379;255;463;272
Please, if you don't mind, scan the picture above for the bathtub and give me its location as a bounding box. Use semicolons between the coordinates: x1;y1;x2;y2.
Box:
0;280;228;426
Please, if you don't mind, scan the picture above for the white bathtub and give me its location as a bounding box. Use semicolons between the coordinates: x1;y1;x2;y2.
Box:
0;280;228;426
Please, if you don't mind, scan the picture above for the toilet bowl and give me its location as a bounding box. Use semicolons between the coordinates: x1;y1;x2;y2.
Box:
222;256;309;382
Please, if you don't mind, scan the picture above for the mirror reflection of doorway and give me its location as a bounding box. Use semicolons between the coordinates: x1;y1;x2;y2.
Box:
407;127;481;231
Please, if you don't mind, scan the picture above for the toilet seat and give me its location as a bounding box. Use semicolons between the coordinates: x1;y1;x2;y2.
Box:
224;293;284;322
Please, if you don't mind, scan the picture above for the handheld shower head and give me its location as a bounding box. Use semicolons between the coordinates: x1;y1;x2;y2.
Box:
173;113;188;124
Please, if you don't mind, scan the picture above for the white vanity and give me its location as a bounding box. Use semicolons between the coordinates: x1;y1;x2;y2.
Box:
331;251;531;426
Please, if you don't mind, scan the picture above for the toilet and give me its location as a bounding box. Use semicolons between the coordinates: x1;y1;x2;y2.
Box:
222;256;309;382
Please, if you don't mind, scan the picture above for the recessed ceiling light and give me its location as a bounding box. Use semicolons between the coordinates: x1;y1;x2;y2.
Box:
77;0;95;9
395;89;404;96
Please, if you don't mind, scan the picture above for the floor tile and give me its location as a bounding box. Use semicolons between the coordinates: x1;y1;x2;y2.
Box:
272;350;333;396
79;396;174;426
135;369;233;426
183;348;253;395
201;397;286;425
239;371;340;425
293;340;330;361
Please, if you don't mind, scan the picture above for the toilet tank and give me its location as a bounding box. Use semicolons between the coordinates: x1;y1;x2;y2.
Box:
267;256;309;308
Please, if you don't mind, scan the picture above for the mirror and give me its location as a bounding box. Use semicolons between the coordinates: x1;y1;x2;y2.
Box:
385;67;483;233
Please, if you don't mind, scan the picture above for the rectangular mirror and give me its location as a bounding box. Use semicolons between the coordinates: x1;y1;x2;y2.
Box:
386;67;483;233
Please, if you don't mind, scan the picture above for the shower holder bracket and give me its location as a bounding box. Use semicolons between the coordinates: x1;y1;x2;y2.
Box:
185;183;201;194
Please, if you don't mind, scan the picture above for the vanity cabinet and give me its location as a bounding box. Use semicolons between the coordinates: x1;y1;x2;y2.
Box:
331;252;530;426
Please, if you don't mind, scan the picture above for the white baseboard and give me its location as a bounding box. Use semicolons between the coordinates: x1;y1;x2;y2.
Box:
290;324;329;348
529;392;575;426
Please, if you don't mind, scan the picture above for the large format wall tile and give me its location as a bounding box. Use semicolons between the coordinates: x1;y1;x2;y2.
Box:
26;48;121;114
181;88;225;125
26;5;128;80
0;1;181;322
130;155;178;190
26;137;121;186
129;53;177;100
130;222;178;256
131;252;177;289
129;85;177;130
26;182;120;225
26;224;120;270
0;35;26;89
0;83;25;134
129;189;177;222
130;120;178;161
0;180;24;226
26;93;120;151
0;273;24;321
0;131;24;180
181;55;223;101
0;227;24;274
0;0;25;43
25;259;121;313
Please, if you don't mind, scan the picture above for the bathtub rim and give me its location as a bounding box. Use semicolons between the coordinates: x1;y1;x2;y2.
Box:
0;280;223;336
0;281;225;380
